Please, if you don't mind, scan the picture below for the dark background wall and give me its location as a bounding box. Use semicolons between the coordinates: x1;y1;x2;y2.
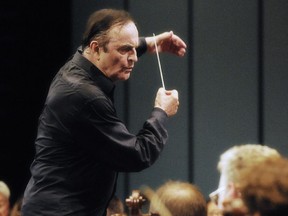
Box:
1;1;71;204
1;0;287;206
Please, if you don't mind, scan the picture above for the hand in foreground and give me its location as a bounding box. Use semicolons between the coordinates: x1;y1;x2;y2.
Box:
145;31;187;57
154;87;179;117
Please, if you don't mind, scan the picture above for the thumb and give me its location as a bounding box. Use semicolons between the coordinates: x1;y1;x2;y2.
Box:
171;89;178;99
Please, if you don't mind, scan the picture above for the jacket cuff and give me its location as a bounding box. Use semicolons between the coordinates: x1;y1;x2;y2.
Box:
137;37;148;57
151;107;168;126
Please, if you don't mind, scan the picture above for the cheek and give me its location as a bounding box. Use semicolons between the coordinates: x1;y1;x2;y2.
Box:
111;57;121;66
101;52;121;67
110;56;127;71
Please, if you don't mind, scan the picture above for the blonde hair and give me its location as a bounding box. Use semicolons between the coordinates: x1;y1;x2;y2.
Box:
0;181;10;199
241;157;288;216
217;144;280;184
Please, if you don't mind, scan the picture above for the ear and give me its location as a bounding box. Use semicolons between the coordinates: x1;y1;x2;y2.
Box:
89;40;100;54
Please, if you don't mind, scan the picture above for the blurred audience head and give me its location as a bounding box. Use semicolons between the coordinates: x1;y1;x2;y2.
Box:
240;157;288;216
149;180;207;216
107;195;125;216
210;144;281;210
0;181;10;216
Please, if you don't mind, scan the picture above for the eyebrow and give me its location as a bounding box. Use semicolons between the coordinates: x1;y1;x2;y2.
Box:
119;44;136;49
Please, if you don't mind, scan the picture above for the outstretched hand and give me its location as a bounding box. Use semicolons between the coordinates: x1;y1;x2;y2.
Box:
145;31;187;57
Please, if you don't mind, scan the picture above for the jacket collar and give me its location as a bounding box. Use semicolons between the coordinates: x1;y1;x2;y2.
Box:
72;47;115;100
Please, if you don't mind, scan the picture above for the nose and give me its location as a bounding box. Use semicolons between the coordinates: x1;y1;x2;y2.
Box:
128;48;138;63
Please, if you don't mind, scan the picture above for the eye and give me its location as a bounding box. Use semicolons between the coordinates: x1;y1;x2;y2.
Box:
118;45;133;54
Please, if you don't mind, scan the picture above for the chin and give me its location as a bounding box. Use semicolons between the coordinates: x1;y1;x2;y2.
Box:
121;74;131;80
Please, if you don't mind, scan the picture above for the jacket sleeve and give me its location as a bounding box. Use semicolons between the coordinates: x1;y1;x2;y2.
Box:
79;97;169;172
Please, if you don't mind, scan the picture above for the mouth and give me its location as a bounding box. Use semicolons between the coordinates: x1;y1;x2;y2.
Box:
124;67;133;73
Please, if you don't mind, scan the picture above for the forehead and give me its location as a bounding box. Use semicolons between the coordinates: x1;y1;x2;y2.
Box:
107;22;139;46
0;194;8;204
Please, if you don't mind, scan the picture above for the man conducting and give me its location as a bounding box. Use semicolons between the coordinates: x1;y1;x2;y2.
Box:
22;8;186;216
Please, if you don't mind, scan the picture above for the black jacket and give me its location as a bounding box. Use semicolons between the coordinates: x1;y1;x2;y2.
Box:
22;40;169;216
